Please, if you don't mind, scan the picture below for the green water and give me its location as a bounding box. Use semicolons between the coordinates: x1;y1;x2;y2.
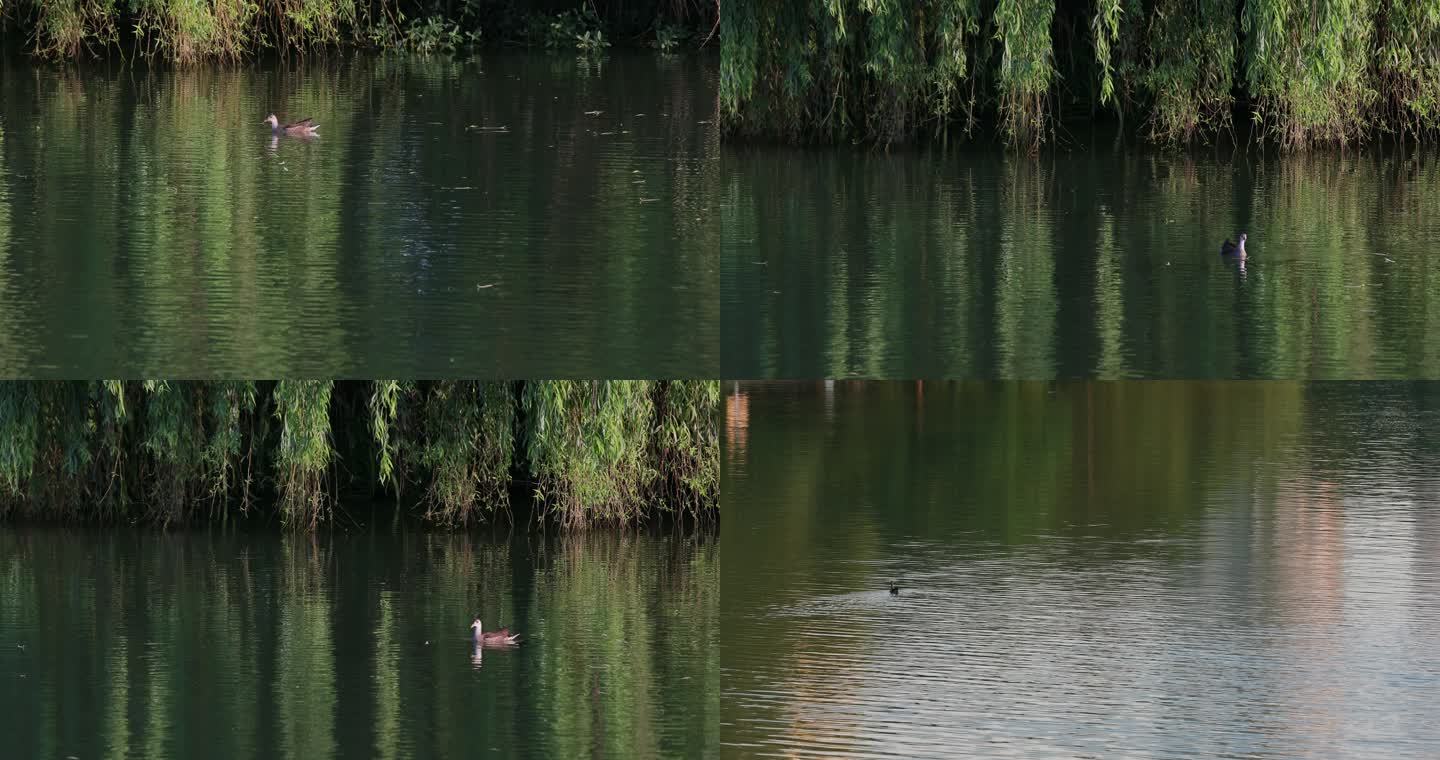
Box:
0;528;718;759
0;51;718;377
722;144;1440;379
723;381;1440;758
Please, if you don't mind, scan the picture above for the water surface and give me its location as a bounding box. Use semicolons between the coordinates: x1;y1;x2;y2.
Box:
723;381;1440;758
722;144;1440;378
0;51;717;376
0;528;717;759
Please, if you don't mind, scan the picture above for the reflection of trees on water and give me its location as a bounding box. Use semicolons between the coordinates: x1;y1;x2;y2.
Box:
0;529;716;759
725;149;1440;378
0;52;718;376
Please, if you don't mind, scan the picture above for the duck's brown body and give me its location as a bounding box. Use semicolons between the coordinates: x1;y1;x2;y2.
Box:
264;114;319;136
471;617;522;646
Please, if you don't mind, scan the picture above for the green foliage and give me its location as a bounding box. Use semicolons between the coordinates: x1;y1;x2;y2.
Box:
992;0;1056;148
1242;0;1378;147
0;382;40;503
650;380;720;522
15;1;711;61
34;0;120;58
403;15;472;53
575;28;609;53
1376;0;1440;137
129;0;265;62
415;381;514;526
724;0;1440;148
0;381;718;530
522;381;654;528
272;380;334;530
653;22;687;52
1141;0;1237;143
370;380;406;498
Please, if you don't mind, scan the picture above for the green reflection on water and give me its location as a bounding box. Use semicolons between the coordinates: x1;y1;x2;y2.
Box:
0;51;718;377
722;146;1440;379
0;528;717;759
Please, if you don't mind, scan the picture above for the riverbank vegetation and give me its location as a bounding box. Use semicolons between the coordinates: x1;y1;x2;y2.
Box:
1;0;717;62
0;380;718;530
721;1;1440;149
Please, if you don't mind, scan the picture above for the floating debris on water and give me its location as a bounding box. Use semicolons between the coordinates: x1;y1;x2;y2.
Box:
639;198;660;203
584;110;603;116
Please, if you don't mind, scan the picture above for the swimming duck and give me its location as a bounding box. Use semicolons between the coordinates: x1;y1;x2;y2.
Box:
1220;233;1247;256
889;583;901;595
470;616;522;645
264;115;320;136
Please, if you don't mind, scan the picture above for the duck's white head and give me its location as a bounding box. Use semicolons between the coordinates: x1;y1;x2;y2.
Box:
263;114;279;128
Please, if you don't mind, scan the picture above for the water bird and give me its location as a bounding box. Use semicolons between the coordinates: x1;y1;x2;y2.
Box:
889;583;901;595
1220;232;1247;256
470;616;522;646
263;115;320;136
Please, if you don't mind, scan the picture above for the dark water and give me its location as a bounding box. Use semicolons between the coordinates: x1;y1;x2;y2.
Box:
722;144;1440;379
0;51;717;377
0;528;717;759
723;381;1440;758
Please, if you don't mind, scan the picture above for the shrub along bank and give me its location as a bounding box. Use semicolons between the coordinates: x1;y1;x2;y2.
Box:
0;380;719;530
721;0;1440;149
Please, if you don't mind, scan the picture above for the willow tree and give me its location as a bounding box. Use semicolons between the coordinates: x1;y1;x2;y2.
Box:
722;0;1440;148
0;380;719;530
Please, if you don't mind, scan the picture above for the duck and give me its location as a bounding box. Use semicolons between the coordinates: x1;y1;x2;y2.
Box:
1220;232;1247;256
470;616;522;645
264;115;320;136
889;582;901;595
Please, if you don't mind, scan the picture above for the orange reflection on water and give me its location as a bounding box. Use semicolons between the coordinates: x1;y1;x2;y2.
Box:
727;384;750;461
1271;476;1345;752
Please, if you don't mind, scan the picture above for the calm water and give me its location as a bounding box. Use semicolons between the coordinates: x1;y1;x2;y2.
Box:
0;528;717;759
722;144;1440;378
0;51;717;377
723;381;1440;758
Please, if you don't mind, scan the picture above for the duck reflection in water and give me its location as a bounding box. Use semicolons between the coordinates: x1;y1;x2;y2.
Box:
471;641;484;670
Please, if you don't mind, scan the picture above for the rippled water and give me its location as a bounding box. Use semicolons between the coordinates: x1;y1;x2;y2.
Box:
0;528;717;759
722;143;1440;378
722;381;1440;758
0;51;717;377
